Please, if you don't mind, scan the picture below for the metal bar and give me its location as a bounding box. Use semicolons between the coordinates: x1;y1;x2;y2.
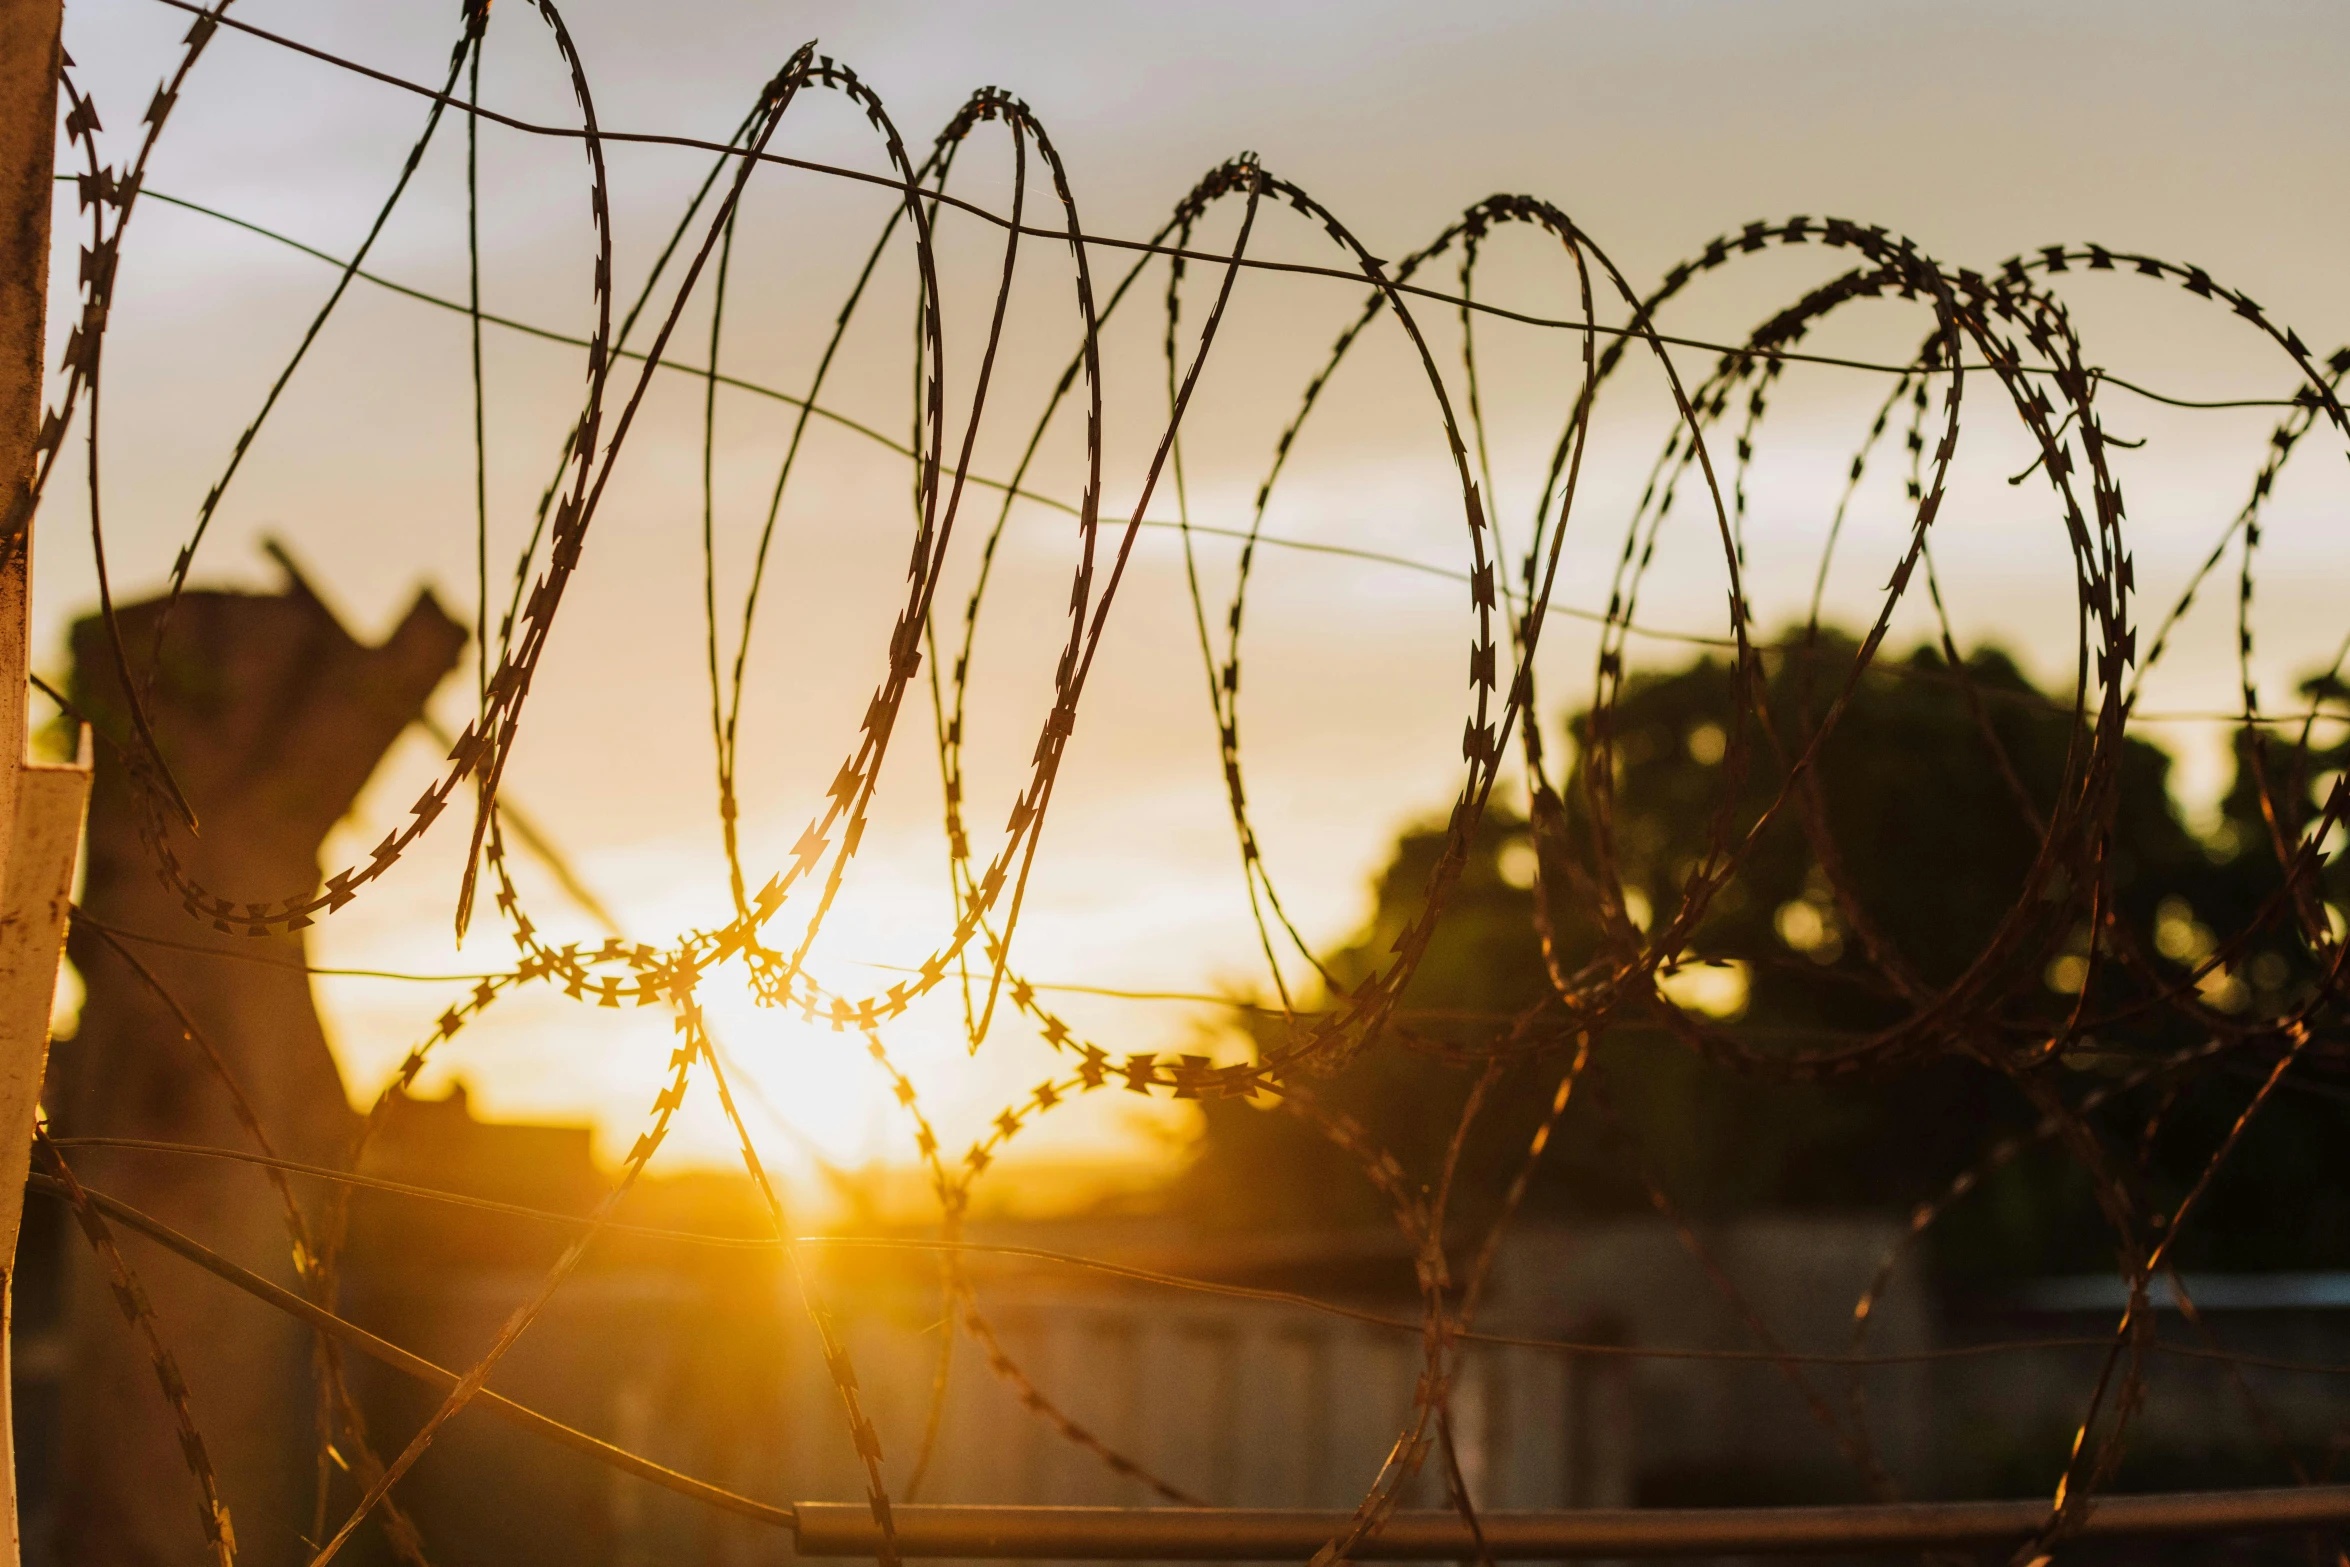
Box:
793;1491;2350;1560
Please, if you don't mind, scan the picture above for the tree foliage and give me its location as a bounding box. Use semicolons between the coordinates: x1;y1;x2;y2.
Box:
1182;633;2350;1278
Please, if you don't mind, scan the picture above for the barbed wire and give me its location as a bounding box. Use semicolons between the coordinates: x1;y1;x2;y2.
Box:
27;2;2350;1565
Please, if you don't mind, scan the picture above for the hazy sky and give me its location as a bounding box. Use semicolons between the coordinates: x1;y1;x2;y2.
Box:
41;0;2350;1200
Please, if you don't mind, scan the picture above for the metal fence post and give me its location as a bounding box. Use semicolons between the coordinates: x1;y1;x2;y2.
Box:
0;2;89;1562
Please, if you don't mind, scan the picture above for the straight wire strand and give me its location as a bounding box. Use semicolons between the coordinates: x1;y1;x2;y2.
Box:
20;1171;801;1531
40;1139;2350;1381
119;3;2313;412
103;182;2337;658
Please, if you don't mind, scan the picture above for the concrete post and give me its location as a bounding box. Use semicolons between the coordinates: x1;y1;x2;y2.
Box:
53;573;460;1567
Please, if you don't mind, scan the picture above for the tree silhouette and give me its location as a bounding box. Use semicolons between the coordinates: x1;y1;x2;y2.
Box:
1183;632;2350;1280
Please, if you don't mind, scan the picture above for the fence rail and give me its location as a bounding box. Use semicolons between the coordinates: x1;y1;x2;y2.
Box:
791;1490;2350;1559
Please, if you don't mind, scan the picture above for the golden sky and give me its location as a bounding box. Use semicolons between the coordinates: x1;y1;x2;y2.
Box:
40;0;2350;1211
